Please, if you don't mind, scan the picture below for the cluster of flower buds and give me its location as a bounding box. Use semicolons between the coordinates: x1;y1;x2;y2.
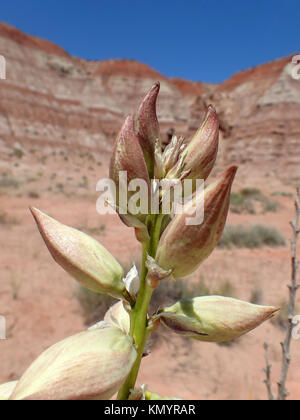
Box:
9;325;137;400
3;82;278;400
155;296;279;343
108;81;235;277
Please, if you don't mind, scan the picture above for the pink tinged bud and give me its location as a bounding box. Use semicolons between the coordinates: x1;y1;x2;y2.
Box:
156;166;238;278
30;207;125;299
134;82;161;174
109;115;151;222
159;296;279;343
166;106;219;181
10;326;137;400
0;381;18;400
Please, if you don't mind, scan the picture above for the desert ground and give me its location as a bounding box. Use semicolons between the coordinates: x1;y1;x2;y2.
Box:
0;147;299;400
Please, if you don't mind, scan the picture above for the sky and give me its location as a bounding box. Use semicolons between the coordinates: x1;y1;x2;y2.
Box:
0;0;299;83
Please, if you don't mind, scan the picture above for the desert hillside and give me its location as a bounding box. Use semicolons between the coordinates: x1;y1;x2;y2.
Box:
0;22;299;181
0;23;299;400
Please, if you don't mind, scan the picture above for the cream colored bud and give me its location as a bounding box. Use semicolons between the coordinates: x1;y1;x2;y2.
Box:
166;105;219;181
159;296;279;342
10;326;137;400
0;381;18;400
30;207;125;299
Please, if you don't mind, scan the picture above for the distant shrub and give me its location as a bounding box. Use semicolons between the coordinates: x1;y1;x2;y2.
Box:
218;224;285;249
13;148;24;159
78;176;89;188
0;211;19;225
271;191;293;198
230;188;278;214
0;177;19;189
26;177;38;183
28;191;40;199
56;183;64;190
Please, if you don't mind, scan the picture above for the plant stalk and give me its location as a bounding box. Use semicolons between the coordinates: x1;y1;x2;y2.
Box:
117;214;163;400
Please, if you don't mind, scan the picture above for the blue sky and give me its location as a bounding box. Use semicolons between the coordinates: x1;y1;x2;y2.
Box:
0;0;298;83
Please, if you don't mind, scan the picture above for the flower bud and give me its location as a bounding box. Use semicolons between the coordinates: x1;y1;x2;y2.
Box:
104;301;130;334
158;296;279;343
156;166;237;278
134;82;160;175
109;115;151;223
0;381;18;400
166;106;219;181
10;326;137;400
30;207;125;299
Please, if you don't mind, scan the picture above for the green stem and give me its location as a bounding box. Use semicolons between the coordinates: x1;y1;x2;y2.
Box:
151;213;164;255
117;214;163;400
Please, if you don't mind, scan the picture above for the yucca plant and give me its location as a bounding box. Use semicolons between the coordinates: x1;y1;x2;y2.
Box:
1;83;279;400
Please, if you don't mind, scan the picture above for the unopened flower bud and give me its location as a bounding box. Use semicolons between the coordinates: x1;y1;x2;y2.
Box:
30;207;125;299
0;381;18;400
104;301;130;334
156;166;237;278
134;82;160;175
166;106;219;181
10;326;137;400
159;296;279;343
109;115;151;224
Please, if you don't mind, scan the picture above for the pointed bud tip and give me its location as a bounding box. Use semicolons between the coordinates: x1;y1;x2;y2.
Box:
153;81;160;90
219;165;238;185
268;306;280;318
144;81;160;103
29;206;45;228
122;115;134;131
207;104;217;113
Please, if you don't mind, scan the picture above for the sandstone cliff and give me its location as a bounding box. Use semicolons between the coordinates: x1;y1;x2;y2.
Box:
0;22;299;182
